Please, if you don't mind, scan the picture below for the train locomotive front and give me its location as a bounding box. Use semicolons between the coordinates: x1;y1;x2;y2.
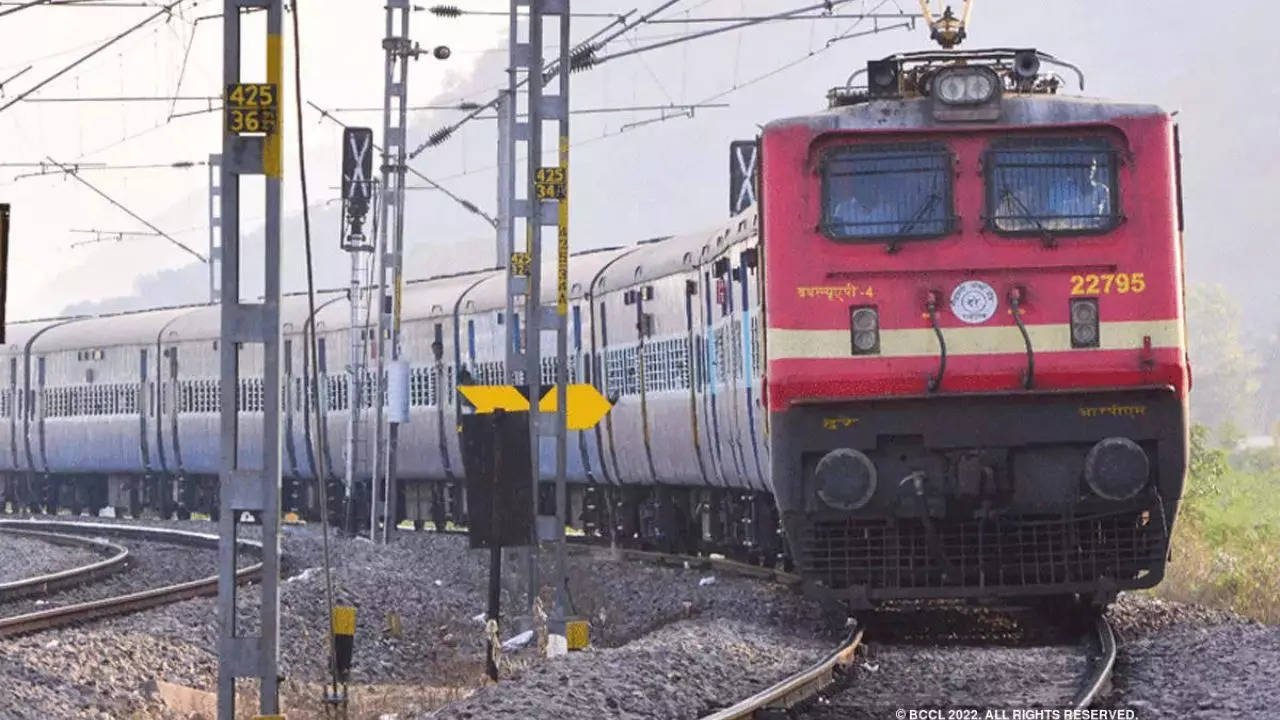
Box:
761;50;1189;607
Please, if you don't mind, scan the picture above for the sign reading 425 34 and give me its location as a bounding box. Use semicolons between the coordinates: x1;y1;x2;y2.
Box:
225;83;279;135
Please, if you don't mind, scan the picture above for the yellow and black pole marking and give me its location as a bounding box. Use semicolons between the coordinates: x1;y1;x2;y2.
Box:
332;605;356;682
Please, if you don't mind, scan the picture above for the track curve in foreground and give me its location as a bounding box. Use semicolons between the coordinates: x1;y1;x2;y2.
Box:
700;629;864;720
1073;616;1117;709
709;612;1117;719
0;520;262;639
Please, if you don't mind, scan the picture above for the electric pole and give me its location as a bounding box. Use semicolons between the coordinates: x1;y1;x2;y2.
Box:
215;0;284;716
505;0;572;653
372;0;413;544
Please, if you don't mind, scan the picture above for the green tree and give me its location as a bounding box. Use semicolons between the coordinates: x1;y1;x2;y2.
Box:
1186;284;1261;434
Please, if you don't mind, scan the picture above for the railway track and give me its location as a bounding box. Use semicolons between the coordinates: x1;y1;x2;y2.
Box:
703;611;1117;719
0;520;263;639
0;529;129;602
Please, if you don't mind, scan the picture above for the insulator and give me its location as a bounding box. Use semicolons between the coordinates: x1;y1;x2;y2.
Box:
429;4;461;17
426;126;454;146
461;200;478;214
457;101;481;110
569;44;598;72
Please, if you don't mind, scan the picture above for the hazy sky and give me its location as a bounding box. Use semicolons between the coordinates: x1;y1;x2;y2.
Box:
1;1;1275;326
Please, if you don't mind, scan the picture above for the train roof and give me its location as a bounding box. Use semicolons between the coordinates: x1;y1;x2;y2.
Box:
766;94;1167;136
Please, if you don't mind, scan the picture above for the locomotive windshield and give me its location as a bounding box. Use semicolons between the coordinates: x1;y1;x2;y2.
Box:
821;143;952;240
986;138;1117;234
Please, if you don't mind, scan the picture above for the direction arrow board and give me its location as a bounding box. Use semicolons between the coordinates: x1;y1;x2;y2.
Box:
458;384;613;430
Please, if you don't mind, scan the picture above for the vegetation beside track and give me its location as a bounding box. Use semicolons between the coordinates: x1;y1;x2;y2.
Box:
1157;425;1280;623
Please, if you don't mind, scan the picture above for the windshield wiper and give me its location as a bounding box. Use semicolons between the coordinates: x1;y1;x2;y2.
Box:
889;193;941;254
999;186;1056;248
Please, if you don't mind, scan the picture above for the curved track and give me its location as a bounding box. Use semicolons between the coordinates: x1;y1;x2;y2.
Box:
705;612;1117;718
0;529;129;602
0;520;262;639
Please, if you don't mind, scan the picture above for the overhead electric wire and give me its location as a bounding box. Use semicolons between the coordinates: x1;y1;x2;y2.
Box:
408;0;907;186
588;0;867;65
308;100;499;229
10;160;205;180
20;94;218;102
0;0;186;115
326;101;727;116
288;0;343;705
410;0;896;158
42;156;206;262
0;66;32;94
0;0;163;6
643;12;911;22
407;1;667;159
0;0;51;18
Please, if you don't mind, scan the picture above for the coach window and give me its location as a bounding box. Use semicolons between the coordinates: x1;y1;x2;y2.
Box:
985;137;1118;234
821;142;953;242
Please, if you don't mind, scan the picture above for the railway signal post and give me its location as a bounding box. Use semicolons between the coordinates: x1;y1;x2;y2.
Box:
215;0;285;717
340;127;376;534
504;0;573;654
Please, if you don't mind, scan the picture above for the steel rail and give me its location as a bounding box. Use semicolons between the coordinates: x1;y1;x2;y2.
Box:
0;520;263;639
0;529;129;602
1073;616;1117;708
701;628;864;720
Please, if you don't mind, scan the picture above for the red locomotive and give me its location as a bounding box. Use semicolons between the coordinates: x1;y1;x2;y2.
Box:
762;48;1188;606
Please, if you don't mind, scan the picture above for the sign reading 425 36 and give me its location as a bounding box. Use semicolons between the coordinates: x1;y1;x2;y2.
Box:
225;83;279;135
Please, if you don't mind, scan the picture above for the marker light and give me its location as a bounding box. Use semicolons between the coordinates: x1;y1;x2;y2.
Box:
850;307;880;355
932;67;999;105
1070;298;1100;348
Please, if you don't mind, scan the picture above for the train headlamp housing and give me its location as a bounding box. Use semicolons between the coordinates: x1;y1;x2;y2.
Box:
930;66;1001;122
849;306;880;355
1084;437;1150;501
815;448;878;511
1070;298;1100;348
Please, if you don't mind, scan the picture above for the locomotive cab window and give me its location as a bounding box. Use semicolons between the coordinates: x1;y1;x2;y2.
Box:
821;143;953;241
985;137;1118;234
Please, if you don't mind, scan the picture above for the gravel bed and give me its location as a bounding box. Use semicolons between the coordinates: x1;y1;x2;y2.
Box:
425;618;832;720
6;514;1274;720
0;517;826;719
0;532;102;584
1103;594;1280;718
0;539;218;618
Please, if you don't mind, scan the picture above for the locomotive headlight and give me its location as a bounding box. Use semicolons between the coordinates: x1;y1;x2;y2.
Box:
1070;298;1100;348
815;448;878;511
1084;437;1150;501
932;67;999;105
850;306;880;355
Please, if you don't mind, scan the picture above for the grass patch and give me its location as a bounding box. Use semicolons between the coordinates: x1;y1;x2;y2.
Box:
1156;427;1280;623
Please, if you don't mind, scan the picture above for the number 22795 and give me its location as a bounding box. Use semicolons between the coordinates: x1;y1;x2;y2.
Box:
1070;272;1145;295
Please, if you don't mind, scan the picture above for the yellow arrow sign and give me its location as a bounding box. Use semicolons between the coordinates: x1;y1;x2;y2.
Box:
538;384;614;430
457;384;614;430
457;384;529;414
